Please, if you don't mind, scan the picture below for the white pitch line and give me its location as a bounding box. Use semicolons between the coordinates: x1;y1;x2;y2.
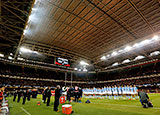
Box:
21;107;31;115
91;102;160;109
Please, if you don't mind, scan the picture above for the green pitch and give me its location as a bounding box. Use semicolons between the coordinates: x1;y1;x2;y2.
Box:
7;93;160;115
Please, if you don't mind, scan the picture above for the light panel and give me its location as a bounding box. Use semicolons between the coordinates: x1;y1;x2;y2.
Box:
8;56;13;60
80;61;89;66
112;62;119;66
0;54;4;57
149;51;160;56
134;55;145;61
112;51;118;56
101;56;106;60
20;47;32;53
124;46;132;51
152;35;159;41
122;59;130;64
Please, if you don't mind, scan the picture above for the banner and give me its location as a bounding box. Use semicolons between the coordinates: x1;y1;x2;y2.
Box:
51;90;55;96
55;57;70;67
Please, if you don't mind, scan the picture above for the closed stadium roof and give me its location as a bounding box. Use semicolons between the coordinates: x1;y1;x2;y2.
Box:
1;0;160;68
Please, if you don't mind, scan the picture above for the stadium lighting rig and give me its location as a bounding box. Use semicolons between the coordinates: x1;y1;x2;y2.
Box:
134;55;145;61
22;0;43;36
106;50;160;68
133;43;139;48
20;47;32;53
149;51;160;57
80;61;89;66
140;39;150;46
100;56;106;60
17;57;24;61
74;61;90;72
10;53;13;56
8;56;13;60
100;35;160;61
14;0;39;60
111;51;118;56
122;59;130;64
124;46;132;51
19;47;39;54
112;62;119;66
152;35;159;41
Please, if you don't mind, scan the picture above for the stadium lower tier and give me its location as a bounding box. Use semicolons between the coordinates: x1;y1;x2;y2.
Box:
1;60;160;82
0;75;160;88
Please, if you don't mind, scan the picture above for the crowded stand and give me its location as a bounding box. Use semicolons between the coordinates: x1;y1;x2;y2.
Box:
1;60;160;87
0;53;159;114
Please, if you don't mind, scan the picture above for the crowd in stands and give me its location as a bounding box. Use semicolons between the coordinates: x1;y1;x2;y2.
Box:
97;62;160;81
0;60;160;88
0;76;160;89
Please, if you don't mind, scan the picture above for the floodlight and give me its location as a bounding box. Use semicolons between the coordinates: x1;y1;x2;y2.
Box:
20;47;32;53
152;35;159;41
33;51;39;54
112;62;119;66
106;54;110;57
8;56;13;60
149;51;160;56
0;54;4;57
101;56;106;60
124;46;132;51
133;43;139;48
134;55;145;61
17;57;24;61
140;40;150;45
122;59;130;64
118;50;123;53
83;68;88;72
24;29;27;35
78;69;81;71
112;51;118;56
80;61;89;66
28;13;37;23
28;15;33;22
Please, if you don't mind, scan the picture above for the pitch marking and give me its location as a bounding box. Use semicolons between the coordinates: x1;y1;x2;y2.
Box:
92;102;160;109
21;107;31;115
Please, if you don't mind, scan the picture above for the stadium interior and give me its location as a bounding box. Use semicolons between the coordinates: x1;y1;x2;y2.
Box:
0;0;160;115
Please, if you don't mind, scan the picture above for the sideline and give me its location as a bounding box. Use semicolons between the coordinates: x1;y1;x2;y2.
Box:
91;102;160;110
21;107;31;115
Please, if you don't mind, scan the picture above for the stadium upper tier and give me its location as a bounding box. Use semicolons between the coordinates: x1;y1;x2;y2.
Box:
1;0;160;69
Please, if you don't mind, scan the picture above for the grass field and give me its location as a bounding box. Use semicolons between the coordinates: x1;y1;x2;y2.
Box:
7;93;160;115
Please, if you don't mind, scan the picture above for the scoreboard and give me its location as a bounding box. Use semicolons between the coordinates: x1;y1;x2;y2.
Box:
55;57;70;67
